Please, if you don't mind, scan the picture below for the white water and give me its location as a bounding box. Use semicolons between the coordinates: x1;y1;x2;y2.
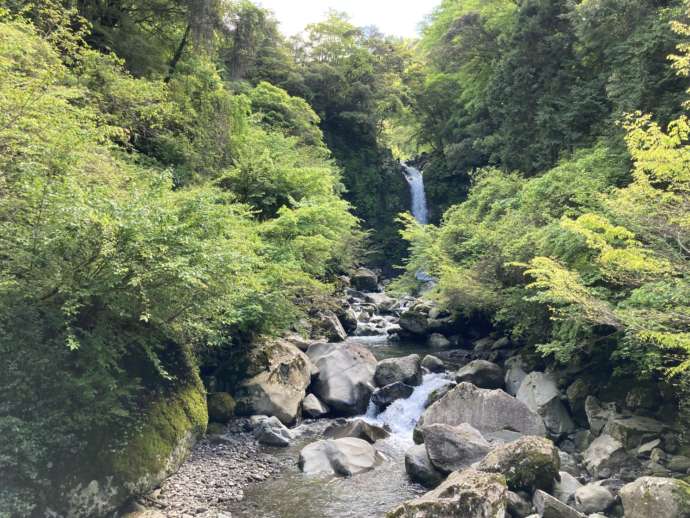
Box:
364;373;452;448
402;163;428;224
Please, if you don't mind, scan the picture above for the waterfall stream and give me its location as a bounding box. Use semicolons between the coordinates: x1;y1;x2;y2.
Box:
402;163;428;224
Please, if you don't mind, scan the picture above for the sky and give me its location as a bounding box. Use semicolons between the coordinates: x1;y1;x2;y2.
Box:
255;0;441;38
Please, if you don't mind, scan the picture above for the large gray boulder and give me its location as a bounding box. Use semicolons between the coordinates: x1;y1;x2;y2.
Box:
387;469;508;518
299;437;382;476
404;444;444;488
583;434;630;478
374;354;422;387
324;419;389;444
423;423;491;474
476;436;560;492
533;490;586;518
517;372;575;435
398;304;430;336
234;340;313;424
254;416;293;447
315;310;348;342
417;382;546;437
455;360;505;389
573;483;614;514
371;382;414;409
351;268;379;292
421;354;445;373
619;476;690;518
603;415;668;449
307;342;377;416
504;356;528;396
427;333;451;349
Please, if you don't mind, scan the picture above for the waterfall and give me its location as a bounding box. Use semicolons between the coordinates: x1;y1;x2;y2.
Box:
402;163;428;224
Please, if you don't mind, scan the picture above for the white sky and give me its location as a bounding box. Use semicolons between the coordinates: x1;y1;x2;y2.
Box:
256;0;441;38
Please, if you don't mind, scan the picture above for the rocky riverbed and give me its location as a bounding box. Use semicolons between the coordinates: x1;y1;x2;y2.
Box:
125;268;690;518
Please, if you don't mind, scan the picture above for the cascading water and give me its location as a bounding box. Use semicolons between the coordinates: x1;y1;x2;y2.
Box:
402;163;428;225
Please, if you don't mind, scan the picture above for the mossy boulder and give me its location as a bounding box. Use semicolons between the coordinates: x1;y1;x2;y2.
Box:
619;476;690;518
207;392;236;423
476;436;560;492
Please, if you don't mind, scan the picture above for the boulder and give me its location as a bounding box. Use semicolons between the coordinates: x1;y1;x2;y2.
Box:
299;437;382;476
585;396;617;436
583;434;630;478
417;382;546;437
506;490;533;518
254;416;292;447
533;490;586;518
668;455;690;473
603;415;668;449
364;292;395;312
565;378;589;424
207;392;236;424
398;305;430;336
473;337;495;352
371;382;414;409
351;268;379;292
387;469;508;518
315;310;348;342
404;444;444;488
476;436;560;492
424;382;455;408
573;484;614;514
302;394;329;418
307;342;377;416
427;333;451;349
517;372;575;435
421;354;445;373
324;418;389;444
625;385;662;413
554;471;583;504
374;354;422;387
234;340;313;424
423;423;491;474
620;476;690;518
504;356;528;396
455;360;505;389
336;307;358;334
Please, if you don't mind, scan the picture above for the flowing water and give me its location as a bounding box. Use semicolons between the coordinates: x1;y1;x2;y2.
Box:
401;163;428;225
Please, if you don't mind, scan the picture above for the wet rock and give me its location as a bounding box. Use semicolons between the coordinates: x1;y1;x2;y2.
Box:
207;393;236;424
517;372;575;436
583;434;630;478
315;310;348;342
324;418;389;444
455;360;505;389
302;394;329;418
554;471;583;504
234;339;313;425
533;490;586;518
418;382;546;437
351;268;379;292
299;437;382;476
423;423;491;474
307;342;377;416
371;382;414;409
427;333;451;348
507;490;534;518
585;396;617;436
404;444;444;488
374;354;422;387
619;476;690;518
254;416;292;447
504;356;528;396
573;484;614;514
387;469;508;518
476;436;560;492
421;354;445;373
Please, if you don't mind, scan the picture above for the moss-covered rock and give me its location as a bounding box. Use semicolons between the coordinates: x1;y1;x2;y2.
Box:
619;476;690;518
207;392;236;423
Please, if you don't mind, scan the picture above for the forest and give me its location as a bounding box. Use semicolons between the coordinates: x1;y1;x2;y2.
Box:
1;0;689;517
